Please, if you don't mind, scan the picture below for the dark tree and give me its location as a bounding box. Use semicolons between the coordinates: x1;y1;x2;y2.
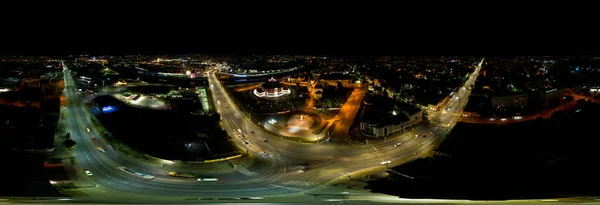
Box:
63;139;76;150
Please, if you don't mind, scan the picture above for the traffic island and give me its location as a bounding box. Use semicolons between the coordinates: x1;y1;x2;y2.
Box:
263;112;324;142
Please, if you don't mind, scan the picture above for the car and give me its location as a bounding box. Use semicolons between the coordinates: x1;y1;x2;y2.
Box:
263;139;268;142
168;172;196;178
298;166;309;173
415;134;419;138
98;148;106;153
244;141;249;145
394;142;402;147
86;128;91;133
92;138;98;143
423;135;427;138
251;131;255;134
85;170;93;176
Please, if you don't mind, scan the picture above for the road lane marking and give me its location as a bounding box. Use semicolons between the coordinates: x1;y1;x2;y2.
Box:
270;184;305;191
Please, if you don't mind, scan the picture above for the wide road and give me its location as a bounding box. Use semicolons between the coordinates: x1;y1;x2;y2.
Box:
329;87;366;142
53;59;550;204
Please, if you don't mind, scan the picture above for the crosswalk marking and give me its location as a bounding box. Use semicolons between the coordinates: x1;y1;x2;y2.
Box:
282;180;319;187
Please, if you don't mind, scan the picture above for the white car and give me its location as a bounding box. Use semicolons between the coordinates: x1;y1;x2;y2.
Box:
86;128;91;133
85;170;93;176
394;142;402;147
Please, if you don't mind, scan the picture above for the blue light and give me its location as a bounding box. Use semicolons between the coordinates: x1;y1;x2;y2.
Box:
101;105;118;113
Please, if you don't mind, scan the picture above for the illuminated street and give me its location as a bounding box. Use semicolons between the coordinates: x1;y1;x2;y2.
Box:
2;10;600;205
41;58;574;205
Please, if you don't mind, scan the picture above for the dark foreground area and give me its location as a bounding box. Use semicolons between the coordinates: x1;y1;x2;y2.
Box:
0;151;64;197
367;100;600;200
93;95;237;161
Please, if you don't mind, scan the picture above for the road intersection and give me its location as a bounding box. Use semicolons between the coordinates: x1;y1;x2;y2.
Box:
50;59;560;204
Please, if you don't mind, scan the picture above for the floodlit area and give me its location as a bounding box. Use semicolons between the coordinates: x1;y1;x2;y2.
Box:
197;87;212;112
112;93;167;109
262;113;330;142
286;114;315;131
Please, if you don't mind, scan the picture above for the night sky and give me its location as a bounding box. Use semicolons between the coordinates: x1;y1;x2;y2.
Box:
2;4;598;56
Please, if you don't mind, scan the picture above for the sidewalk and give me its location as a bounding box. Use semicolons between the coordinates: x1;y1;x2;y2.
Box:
48;107;73;160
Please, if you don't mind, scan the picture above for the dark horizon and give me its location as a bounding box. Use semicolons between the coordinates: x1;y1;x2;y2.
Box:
3;46;600;57
4;29;600;56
